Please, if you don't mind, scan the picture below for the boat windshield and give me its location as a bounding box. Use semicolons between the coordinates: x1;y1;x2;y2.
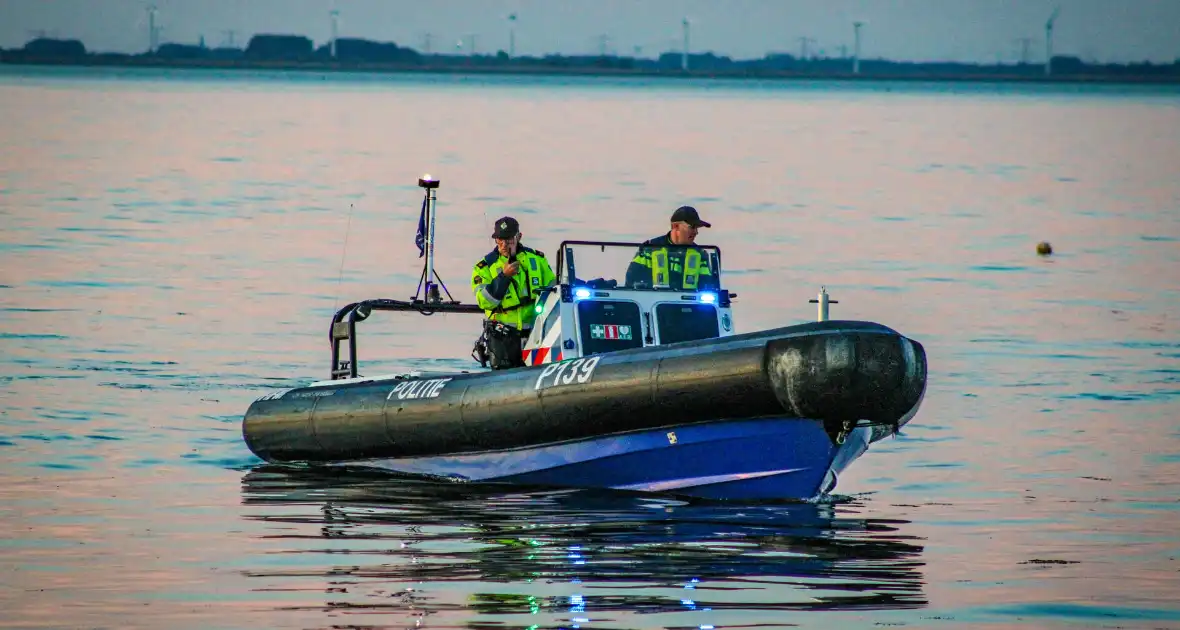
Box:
555;240;724;292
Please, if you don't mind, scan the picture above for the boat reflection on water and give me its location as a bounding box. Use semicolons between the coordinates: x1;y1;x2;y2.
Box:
239;466;927;625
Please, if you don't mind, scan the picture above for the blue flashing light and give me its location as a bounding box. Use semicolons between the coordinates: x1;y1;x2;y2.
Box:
574;287;592;299
699;292;717;304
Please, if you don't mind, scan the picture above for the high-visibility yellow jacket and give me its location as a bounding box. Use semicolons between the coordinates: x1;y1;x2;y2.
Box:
471;245;556;330
624;233;714;290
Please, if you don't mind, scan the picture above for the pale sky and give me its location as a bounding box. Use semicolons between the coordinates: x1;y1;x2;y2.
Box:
2;0;1179;64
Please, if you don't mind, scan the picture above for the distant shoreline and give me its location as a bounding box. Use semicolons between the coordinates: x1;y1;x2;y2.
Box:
4;56;1180;86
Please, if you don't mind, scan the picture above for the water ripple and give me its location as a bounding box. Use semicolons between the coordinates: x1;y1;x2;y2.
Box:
237;468;929;620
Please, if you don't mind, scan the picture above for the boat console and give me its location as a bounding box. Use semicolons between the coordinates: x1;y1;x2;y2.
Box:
522;240;736;366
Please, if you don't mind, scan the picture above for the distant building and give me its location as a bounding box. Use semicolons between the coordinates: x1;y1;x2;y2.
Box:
313;38;421;64
657;51;733;71
155;43;206;59
22;38;86;58
245;34;314;61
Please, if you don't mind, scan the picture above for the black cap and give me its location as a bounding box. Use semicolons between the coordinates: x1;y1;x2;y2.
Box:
491;216;520;239
670;205;711;228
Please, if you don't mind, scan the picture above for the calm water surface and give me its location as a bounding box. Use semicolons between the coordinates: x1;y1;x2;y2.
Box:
1;67;1179;629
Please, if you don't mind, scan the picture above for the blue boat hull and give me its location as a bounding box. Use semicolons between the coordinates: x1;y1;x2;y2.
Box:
326;417;874;501
244;320;926;501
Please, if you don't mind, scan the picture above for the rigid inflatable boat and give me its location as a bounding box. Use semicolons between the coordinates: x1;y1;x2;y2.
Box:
241;176;927;501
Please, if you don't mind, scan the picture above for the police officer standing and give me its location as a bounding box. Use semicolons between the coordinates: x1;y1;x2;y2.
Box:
625;205;717;290
471;216;556;369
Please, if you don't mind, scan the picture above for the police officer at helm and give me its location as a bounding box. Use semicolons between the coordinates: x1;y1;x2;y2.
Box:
471;216;556;369
625;205;717;290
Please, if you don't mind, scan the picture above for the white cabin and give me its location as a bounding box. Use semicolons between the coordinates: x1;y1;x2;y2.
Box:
522;240;736;365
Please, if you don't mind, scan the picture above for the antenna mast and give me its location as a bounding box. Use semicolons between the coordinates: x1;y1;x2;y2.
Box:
414;175;456;305
798;36;815;61
681;17;690;71
1016;37;1031;65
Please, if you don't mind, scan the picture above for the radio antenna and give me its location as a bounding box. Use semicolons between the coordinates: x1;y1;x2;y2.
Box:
332;203;355;312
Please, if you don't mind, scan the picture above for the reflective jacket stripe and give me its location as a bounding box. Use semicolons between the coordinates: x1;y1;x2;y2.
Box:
683;248;702;290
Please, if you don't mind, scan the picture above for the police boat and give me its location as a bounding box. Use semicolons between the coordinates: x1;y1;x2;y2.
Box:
241;175;928;501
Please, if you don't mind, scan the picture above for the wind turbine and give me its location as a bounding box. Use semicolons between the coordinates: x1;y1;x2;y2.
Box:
507;13;517;57
681;17;690;71
852;21;864;74
329;0;340;59
138;4;160;54
1044;6;1060;76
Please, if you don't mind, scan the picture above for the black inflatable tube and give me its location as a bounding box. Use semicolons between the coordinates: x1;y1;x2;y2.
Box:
242;320;927;463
